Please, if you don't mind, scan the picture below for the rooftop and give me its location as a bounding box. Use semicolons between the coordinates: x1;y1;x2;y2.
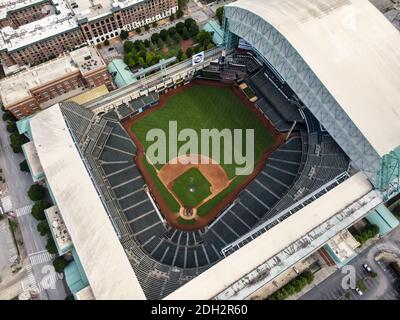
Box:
45;205;72;253
29;104;145;299
22;140;43;180
69;0;145;22
0;45;104;107
0;53;78;106
0;0;77;52
228;0;400;157
69;45;106;75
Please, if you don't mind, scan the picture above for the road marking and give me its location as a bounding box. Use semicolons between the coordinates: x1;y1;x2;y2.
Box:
15;204;33;217
21;264;41;293
29;251;54;266
1;195;12;212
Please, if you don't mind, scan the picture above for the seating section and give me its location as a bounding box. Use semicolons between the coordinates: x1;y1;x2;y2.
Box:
60;102;94;142
115;92;159;120
232;54;261;74
202;136;302;253
256;98;292;132
249;69;303;123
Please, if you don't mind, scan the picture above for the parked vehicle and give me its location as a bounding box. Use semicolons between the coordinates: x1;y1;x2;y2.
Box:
355;287;363;296
363;263;372;273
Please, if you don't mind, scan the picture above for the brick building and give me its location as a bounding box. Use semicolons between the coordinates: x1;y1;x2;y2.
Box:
0;46;112;118
0;0;53;29
0;0;178;70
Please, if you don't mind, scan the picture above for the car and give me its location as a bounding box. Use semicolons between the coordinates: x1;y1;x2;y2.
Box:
363;263;372;273
355;287;363;296
108;47;115;51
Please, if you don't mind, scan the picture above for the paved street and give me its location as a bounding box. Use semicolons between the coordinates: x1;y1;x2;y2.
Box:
301;227;400;300
0;110;67;300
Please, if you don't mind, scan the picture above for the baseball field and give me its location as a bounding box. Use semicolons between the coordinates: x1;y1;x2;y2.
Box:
124;81;279;229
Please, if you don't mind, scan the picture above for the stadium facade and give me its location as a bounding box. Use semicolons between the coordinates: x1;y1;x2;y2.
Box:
16;0;400;300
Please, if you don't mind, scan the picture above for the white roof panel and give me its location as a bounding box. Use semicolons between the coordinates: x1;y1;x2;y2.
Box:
228;0;400;156
30;105;145;300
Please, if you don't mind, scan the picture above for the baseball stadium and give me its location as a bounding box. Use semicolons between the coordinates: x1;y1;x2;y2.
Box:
17;0;400;300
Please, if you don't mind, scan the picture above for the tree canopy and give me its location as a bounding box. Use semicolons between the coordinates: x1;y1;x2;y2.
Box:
31;200;51;220
120;29;129;40
28;184;45;201
216;7;224;25
19;160;30;173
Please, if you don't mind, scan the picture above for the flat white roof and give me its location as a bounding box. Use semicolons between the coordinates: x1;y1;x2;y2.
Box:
0;54;77;106
165;172;372;300
70;0;145;21
69;45;106;75
22;140;43;177
229;0;400;156
0;0;77;51
30;104;145;300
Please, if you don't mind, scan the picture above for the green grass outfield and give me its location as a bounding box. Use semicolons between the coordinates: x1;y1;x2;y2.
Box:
132;85;275;179
132;85;276;217
172;168;211;208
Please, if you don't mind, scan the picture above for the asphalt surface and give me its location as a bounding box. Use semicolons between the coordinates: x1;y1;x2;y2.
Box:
0;110;67;300
301;227;400;300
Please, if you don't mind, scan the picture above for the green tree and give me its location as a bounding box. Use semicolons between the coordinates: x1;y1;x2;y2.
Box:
6;121;17;133
160;29;168;42
180;53;188;62
154;53;163;64
152;21;158;28
2;111;14;121
31;200;51;220
133;39;145;51
151;33;160;45
144;24;150;31
169;13;175;21
186;47;194;57
206;43;214;50
176;22;185;34
197;30;212;47
135;27;142;34
19;160;30;173
144;39;151;48
216;7;224;25
28;184;45;201
53;256;69;273
120;29;129;40
10;133;26;153
182;28;190;40
173;33;181;44
138;57;146;68
36;220;50;236
46;236;57;254
168;27;177;38
104;39;110;46
123;40;134;53
177;49;183;61
189;23;199;37
146;51;155;66
184;18;196;30
178;0;188;10
127;57;137;67
176;9;184;19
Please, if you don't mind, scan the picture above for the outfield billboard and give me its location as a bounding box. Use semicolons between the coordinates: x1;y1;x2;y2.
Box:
192;52;204;66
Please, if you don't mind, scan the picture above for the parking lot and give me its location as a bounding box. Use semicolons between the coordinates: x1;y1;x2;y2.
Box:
301;232;400;300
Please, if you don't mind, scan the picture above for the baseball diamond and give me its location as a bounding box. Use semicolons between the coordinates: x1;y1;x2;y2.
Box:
123;81;281;230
